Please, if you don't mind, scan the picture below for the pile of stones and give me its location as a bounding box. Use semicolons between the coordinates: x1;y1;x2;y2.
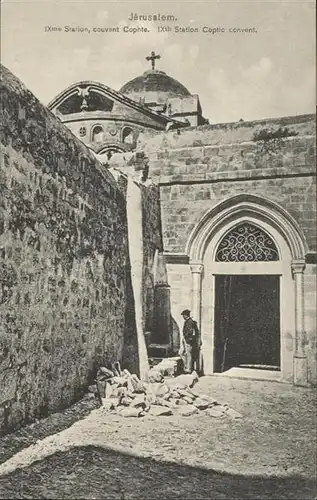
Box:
92;363;242;419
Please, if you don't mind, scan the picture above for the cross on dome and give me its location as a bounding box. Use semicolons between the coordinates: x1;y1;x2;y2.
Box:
146;51;161;70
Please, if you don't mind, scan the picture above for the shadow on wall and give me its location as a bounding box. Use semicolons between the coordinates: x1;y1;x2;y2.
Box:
0;444;315;500
121;254;139;377
171;316;180;355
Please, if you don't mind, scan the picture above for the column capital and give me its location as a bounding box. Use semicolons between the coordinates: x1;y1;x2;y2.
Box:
291;258;306;276
190;261;204;274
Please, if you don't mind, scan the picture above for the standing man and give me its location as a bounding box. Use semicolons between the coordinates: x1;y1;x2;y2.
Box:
180;309;201;373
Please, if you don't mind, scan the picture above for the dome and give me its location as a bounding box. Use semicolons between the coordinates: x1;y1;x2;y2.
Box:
119;70;191;104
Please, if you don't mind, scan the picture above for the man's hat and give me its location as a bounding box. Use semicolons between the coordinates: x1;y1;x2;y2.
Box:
181;309;191;316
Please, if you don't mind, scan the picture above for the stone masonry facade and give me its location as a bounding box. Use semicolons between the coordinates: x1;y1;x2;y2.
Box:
0;67;164;434
139;115;315;253
138;114;316;385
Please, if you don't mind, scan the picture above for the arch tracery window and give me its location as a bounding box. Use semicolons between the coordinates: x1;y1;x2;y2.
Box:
215;222;279;262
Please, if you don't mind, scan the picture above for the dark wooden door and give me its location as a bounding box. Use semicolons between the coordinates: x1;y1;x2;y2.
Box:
214;275;280;372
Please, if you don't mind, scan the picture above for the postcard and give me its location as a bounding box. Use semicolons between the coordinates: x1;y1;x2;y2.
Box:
0;1;316;498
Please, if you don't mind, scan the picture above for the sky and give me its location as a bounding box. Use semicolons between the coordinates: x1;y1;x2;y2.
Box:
1;0;316;123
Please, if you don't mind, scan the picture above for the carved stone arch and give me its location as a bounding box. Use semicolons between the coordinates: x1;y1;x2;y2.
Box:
97;144;127;154
186;194;307;262
185;194;308;386
96;143;127;161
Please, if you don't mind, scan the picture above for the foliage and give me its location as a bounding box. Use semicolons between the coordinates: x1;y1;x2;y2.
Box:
252;126;298;155
253;126;298;142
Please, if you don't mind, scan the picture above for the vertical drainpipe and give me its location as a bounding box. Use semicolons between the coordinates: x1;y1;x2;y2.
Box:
126;177;149;381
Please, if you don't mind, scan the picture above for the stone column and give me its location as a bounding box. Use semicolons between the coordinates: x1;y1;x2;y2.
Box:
190;262;204;373
291;259;308;386
190;262;204;329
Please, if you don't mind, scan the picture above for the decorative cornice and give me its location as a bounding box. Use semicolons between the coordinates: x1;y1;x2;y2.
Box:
190;262;204;274
291;259;306;275
47;81;187;128
54;113;170;131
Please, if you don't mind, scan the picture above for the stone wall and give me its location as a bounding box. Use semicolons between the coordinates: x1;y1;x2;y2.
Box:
160;176;315;253
0;66;164;434
139;113;316;385
139;114;316;253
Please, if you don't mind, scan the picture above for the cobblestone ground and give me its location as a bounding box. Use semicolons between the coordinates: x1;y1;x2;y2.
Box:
0;376;316;499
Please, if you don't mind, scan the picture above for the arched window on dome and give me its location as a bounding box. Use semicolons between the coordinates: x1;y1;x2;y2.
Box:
92;125;104;143
215;222;279;262
121;127;134;145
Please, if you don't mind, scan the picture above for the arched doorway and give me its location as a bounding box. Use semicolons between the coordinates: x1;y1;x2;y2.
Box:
186;195;308;385
212;222;281;373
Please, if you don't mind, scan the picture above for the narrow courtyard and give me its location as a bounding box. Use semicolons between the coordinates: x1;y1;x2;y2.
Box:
0;376;315;499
